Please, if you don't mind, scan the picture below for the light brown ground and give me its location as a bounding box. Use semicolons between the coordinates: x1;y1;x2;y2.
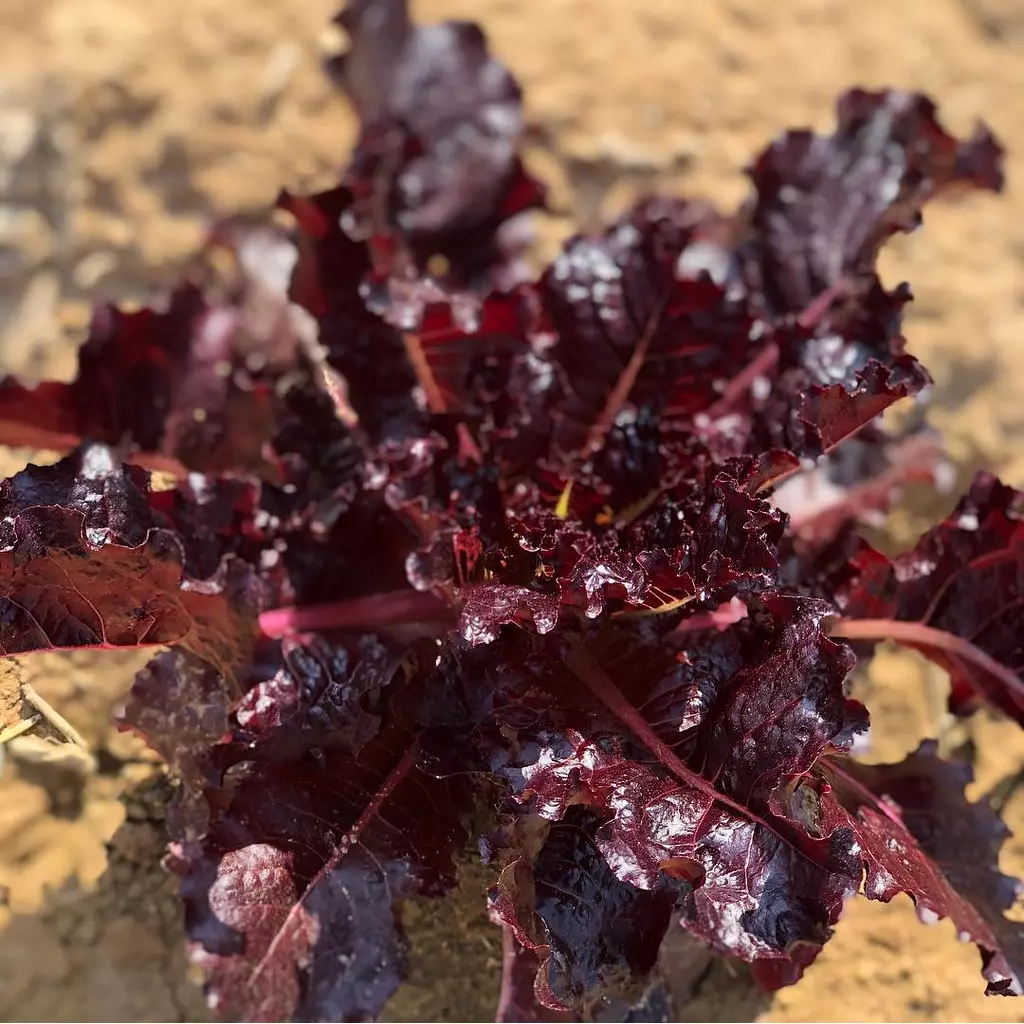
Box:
2;0;1024;1020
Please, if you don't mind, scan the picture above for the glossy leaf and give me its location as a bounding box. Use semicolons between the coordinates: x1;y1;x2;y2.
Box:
836;472;1024;723
823;743;1024;995
744;88;1004;317
171;635;472;1022
0;443;260;687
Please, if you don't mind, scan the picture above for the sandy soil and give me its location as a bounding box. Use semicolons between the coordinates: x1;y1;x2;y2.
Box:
2;0;1024;1020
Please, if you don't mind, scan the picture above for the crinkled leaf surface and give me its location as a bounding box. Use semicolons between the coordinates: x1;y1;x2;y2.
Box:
837;472;1024;723
744;88;1004;317
170;634;473;1022
539;226;754;458
461;597;866;993
330;0;544;294
0;443;260;687
121;649;234;842
234;633;389;758
822;742;1024;995
490;809;682;1015
452;461;785;645
732;279;932;475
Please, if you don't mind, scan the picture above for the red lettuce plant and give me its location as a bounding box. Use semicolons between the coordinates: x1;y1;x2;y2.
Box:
0;0;1021;1019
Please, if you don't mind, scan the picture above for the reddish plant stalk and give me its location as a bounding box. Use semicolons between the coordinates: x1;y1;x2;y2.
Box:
246;741;420;992
829;617;1024;707
710;277;849;418
583;304;662;457
563;634;813;852
496;926;526;1023
402;330;449;414
784;434;943;539
709;340;779;415
260;589;451;637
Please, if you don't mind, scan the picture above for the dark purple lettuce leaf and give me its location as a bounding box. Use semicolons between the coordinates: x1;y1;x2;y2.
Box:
412;290;546;430
368;291;555;516
580;594;851;759
620;195;739;289
161;634;474;1023
121;649;233;842
571;406;667;522
724;278;932;479
709;85;1004;472
0;24;1012;1019
145;472;264;580
796;354;929;455
0;443;260;688
0;220;329;478
623;461;785;597
329;0;544;303
279;186;423;444
276;491;421;613
539;224;754;460
743;88;1004;318
122;634;387;845
0;287;230;474
821;743;1024;995
835;472;1024;724
449;596;866;991
261;358;365;526
489;808;682;1015
500;724;859;990
451;460;784;645
234;633;390;758
0;288;284;480
455;510;645;645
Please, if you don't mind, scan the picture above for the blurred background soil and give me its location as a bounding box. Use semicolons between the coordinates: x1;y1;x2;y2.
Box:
2;0;1024;1020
